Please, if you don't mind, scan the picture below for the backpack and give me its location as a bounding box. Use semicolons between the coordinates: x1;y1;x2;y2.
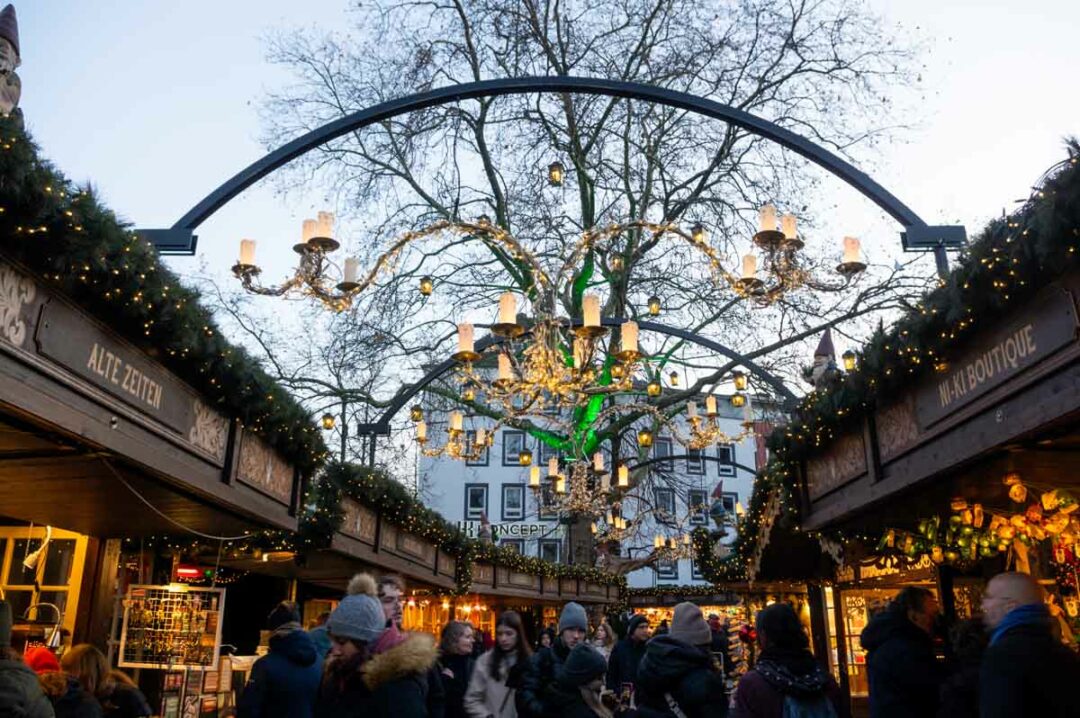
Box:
782;693;838;718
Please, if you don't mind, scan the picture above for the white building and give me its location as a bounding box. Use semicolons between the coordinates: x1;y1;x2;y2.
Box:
418;394;769;588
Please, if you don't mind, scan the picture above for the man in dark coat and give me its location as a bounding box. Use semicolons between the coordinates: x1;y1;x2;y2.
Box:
378;574;446;718
517;602;588;718
707;614;731;676
860;587;941;718
605;613;650;695
238;601;323;718
979;572;1080;718
636;603;727;718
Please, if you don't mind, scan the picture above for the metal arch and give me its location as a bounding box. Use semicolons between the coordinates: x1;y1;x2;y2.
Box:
354;316;796;436
628;453;757;478
143;76;963;258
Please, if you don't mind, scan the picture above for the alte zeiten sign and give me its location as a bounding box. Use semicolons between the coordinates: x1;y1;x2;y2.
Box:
915;288;1077;428
86;342;164;411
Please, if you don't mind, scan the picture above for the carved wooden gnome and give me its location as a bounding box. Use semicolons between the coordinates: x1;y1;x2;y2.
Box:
810;328;839;388
0;4;20;121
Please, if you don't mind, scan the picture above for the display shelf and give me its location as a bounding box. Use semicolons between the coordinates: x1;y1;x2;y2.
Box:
119;585;225;670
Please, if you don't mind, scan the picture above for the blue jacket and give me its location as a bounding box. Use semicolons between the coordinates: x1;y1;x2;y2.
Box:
238;628;324;718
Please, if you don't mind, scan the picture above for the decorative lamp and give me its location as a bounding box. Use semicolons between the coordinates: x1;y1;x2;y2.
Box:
669;371;679;387
548;161;565;186
647;295;661;316
238;239;257;267
462;386;477;402
338;257;360;291
687;401;698;420
320;413;336;430
519;449;533;466
781;213;803;250
616;321;640;361
593;452;605;473
842;350;857;372
416;421;428;444
637;428;654;448
493;292;524;337
617;464;629;488
410;405;424;423
548;457;559;477
753;204;784;249
730;392;747;408
453;323;481;362
653;535;663;549
732;370;748;391
838;236;866;276
449;411;464;435
419;276;434;296
647;380;662;397
691;223;707;244
610;255;624;272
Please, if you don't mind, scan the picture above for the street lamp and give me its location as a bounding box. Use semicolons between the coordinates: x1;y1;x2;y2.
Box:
320;413;336;430
842;350;857;372
548;161;565;186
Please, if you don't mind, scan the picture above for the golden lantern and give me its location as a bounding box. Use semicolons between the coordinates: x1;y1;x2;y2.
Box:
555;475;566;494
669;371;679;387
730;392;747;408
842;350;857;372
611;364;625;379
519;449;533;466
419;276;434;296
610;255;624;272
548;161;565;186
462;386;477;402
637;428;654;448
732;370;748;391
410;405;424;423
320;413;336;430
690;223;707;244
647;295;661;316
647;380;662;397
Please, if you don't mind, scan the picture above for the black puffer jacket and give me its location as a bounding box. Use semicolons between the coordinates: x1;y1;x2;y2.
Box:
605;637;648;692
979;621;1080;718
859;608;940;718
635;636;727;718
0;657;54;718
516;638;578;718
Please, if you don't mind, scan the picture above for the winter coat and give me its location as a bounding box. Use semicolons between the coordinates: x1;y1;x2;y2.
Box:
937;662;979;718
516;638;579;718
38;672;102;718
979;620;1080;718
309;625;331;660
0;657;55;718
604;637;648;692
98;679;151;718
441;653;477;718
635;635;727;718
859;608;940;718
464;650;520;718
315;631;440;718
238;628;324;718
729;648;843;718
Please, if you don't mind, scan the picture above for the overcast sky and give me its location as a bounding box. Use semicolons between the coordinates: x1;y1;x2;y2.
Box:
16;0;1080;351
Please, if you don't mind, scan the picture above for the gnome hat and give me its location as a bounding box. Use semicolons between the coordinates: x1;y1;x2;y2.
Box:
0;5;17;59
814;328;836;359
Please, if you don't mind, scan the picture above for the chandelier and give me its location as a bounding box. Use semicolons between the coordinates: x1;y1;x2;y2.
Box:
414;410;496;461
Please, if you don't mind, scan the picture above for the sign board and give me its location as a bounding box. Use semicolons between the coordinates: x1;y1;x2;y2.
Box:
915;288;1077;428
806;432;867;501
456;521;560;540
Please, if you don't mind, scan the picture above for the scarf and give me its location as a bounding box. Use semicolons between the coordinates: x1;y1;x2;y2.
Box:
990;603;1049;645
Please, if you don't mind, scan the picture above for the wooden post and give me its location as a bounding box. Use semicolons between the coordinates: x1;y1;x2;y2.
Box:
807;583;830;669
75;538;122;652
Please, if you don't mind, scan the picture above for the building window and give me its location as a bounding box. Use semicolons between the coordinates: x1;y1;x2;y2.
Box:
539;539;561;564
655;437;673;472
687;447;705;475
538;440;559;464
537;485;557;522
691;561;705;581
717;443;736;476
654;487;676;524
688;489;708;525
722;492;738;523
502;430;527;466
465;430;490;467
0;527;88;637
502;484;525;521
501;539;524;554
655;559;678;580
464;484;488;520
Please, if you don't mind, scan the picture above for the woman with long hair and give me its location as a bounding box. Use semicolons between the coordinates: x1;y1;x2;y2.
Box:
464;611;533;718
315;574;439;718
591;622;616;661
60;645;151;718
439;621;476;718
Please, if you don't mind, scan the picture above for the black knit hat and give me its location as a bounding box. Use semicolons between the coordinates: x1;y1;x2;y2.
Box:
626;613;649;638
0;5;18;58
0;600;11;648
267;600;301;631
560;644;607;688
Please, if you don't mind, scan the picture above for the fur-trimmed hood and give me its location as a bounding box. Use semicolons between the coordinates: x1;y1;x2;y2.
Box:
362;631;438;691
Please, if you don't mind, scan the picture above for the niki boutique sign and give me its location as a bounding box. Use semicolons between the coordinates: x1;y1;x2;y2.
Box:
916;288;1077;428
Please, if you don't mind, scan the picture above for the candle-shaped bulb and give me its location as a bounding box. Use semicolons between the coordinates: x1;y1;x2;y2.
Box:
759;204;777;232
301;219;317;243
843;236;861;264
475;428;487;447
449;412;463;433
706;395;718;416
555;476;566;494
583;294;601;327
498;353;512;381
781;213;797;240
529;466;541;488
742;254;758;280
687;401;698;419
593;452;604;472
416;421;427;442
316;211;334;238
239;239;256;265
600;472;610;491
343;257;359;284
457;323;474;354
548;457;559;477
683;533;691;545
621;321;638;354
743;394;754;424
617;464;629;488
498;292;516;324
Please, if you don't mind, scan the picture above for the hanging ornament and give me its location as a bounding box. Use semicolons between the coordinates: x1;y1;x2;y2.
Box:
973;504;985;528
1009;482;1028;503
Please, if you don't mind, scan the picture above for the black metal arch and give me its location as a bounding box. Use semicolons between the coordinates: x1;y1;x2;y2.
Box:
628;454;757;479
140;76;964;263
354;316;796;436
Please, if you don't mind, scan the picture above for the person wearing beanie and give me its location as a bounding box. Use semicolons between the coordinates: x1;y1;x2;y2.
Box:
605;613;650;694
635;602;727;718
547;645;612;718
316;573;439;718
0;600;55;718
517;602;590;718
238;601;322;718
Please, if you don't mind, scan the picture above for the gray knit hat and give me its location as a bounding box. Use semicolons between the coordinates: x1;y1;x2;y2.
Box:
558;601;588;633
326;594;387;644
559;644;608;688
669;602;711;647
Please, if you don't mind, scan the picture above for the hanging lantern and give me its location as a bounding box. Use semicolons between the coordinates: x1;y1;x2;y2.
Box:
548;161;565;186
647;380;662;397
410;405;424;423
1009;482;1028;503
462;386;477;403
610;255;624;272
519;449;533;466
732;370;748;391
320;413;336;430
647;295;661;316
637;428;654;448
611;364;625;379
419;276;434;296
690;223;707;244
669;371;679;387
617;464;629;488
730;392;747;408
842;350;857;372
